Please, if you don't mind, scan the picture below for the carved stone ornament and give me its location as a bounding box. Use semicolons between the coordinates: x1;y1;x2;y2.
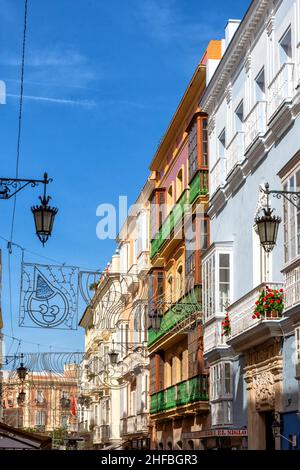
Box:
253;370;275;411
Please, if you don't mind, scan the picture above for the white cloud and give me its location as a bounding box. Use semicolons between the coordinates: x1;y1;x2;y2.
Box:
7;93;96;108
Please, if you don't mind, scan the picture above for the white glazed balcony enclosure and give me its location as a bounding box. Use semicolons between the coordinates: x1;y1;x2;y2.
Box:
267;62;295;121
226;131;245;176
244;101;267;151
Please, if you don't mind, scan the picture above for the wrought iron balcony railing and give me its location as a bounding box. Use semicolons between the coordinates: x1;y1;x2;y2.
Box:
150;375;209;414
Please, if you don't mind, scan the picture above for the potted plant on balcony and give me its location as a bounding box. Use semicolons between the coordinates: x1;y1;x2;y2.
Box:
221;312;231;337
252;286;284;320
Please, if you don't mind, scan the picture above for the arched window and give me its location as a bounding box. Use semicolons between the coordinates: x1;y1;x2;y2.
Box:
176;265;183;298
167;441;173;450
158;442;163;450
167;184;174;210
176;168;184;198
178;351;184;382
188;440;194;450
167;275;173;303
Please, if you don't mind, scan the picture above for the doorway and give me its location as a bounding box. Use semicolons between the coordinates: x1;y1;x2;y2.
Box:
264;411;275;450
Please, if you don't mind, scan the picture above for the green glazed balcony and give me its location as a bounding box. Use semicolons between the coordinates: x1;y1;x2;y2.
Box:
148;286;201;348
150;375;209;415
188;170;208;205
150;171;208;259
150;190;187;259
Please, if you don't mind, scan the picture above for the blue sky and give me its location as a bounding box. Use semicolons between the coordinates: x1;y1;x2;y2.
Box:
0;0;250;353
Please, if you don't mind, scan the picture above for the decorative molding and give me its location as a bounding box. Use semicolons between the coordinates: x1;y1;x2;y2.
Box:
244;53;252;73
207;115;216;135
266;15;275;36
225;84;232;104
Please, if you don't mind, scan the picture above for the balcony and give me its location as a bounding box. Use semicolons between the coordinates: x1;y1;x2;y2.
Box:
127;264;139;293
100;424;110;440
244;101;267;151
203;320;227;356
189;170;209;205
226;131;245;176
136;412;149;433
267;62;295;121
283;257;300;311
148;286;201;347
226;282;284;352
150;375;209;415
210;157;227;197
137;251;150;277
151;190;187;259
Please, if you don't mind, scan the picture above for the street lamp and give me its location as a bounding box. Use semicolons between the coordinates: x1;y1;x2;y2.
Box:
256;182;300;253
31;173;58;246
255;206;281;253
16;354;28;382
0;172;57;245
108;341;119;366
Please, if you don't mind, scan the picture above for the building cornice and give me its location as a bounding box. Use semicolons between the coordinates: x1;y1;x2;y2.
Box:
200;0;270;115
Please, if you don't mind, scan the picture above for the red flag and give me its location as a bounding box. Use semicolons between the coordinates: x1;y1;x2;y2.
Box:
71;395;77;416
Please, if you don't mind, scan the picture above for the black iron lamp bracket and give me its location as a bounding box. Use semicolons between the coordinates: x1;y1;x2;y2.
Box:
263;182;300;211
0;172;52;200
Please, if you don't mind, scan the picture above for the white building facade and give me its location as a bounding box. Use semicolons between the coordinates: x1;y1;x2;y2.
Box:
201;0;300;450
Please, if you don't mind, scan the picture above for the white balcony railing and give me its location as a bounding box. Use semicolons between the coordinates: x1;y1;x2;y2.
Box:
137;251;150;276
203;321;226;354
284;258;300;310
244;101;267;150
268;62;295;121
210;157;227;196
226;131;245;176
136;412;148;432
227;282;284;339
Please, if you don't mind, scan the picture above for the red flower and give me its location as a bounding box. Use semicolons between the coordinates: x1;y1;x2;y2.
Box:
252;315;256;319
277;299;281;304
280;289;283;293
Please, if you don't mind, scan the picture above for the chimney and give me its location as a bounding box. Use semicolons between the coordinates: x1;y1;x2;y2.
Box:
224;19;241;51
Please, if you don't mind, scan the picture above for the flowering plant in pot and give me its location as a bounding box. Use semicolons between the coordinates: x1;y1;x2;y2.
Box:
221;312;231;337
252;286;284;320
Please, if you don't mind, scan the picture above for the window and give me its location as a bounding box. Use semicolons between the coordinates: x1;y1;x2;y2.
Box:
176;265;183;299
62;391;69;399
283;168;300;263
176;169;184;198
219;254;230;311
255;68;265;101
148;270;165;315
36;390;44;404
189;121;198;181
279;27;292;65
167;184;174;209
211;362;232;400
234;100;244;132
218;129;226;158
202;118;208;166
36;411;46;426
202;246;232;321
150;189;166;239
211;401;233;426
167;275;173;303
